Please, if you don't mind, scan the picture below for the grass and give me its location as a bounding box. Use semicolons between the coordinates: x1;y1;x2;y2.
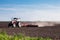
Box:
0;31;52;40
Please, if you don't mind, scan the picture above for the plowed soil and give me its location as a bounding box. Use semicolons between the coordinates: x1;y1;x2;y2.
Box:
0;22;60;40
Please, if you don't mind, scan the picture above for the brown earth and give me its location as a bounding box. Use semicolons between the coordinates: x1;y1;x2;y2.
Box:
0;21;60;40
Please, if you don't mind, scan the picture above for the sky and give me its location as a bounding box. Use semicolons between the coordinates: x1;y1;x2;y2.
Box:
0;0;60;21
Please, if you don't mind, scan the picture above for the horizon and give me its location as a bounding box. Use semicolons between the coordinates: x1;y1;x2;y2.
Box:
0;0;60;21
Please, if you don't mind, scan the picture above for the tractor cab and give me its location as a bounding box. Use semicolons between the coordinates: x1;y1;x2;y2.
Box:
11;18;18;24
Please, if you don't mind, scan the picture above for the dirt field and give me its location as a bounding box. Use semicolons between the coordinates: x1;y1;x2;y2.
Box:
0;22;60;40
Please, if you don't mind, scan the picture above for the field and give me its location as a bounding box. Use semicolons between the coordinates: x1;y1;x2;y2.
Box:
0;31;52;40
0;22;60;40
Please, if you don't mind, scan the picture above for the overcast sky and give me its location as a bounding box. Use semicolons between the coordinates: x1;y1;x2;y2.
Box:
0;0;60;21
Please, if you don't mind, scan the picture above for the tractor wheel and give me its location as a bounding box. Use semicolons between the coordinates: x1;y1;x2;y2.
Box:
8;22;13;27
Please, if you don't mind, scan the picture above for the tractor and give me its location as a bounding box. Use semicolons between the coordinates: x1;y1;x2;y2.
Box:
8;18;21;27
